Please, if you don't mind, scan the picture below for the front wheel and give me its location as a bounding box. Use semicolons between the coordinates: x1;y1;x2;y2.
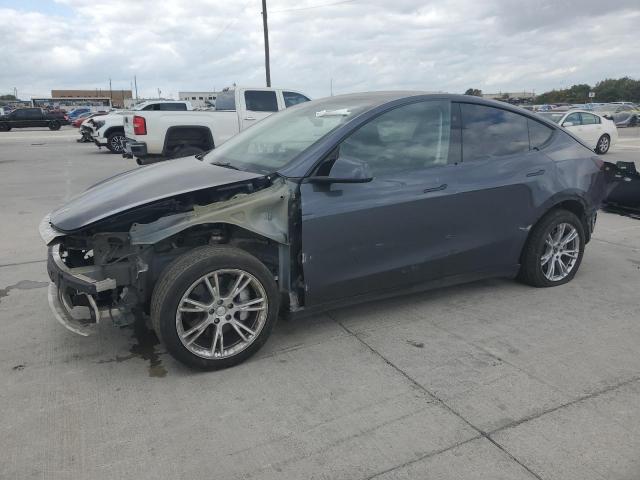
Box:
518;209;585;287
595;134;610;154
151;246;279;370
106;131;126;153
0;122;10;131
48;120;61;130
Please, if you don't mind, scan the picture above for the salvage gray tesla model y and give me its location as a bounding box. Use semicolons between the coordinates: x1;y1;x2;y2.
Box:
41;92;610;369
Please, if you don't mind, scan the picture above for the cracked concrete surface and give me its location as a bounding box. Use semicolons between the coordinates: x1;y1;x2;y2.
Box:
1;127;639;479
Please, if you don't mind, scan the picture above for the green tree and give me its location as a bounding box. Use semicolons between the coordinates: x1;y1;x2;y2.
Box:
0;94;17;100
464;88;482;96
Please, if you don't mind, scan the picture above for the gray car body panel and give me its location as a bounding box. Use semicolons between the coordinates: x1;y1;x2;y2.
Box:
49;156;263;231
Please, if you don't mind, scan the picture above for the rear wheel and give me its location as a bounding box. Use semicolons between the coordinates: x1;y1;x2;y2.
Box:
595;134;610;154
48;120;61;131
151;246;279;370
518;209;585;287
106;131;126;153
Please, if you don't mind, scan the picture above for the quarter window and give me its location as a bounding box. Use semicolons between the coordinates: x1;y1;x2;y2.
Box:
332;100;452;177
528;119;554;149
460;104;530;161
244;90;278;112
283;91;310;108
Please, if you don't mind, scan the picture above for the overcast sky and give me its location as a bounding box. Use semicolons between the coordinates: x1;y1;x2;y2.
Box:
1;0;639;100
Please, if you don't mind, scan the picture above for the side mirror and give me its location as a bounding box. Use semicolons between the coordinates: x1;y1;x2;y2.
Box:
562;121;574;127
306;156;374;184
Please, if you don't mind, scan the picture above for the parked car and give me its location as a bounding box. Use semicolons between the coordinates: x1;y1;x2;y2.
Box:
41;92;611;370
67;107;92;120
592;104;640;127
122;87;310;164
0;107;70;131
71;111;94;127
89;101;193;153
76;112;109;142
537;110;617;154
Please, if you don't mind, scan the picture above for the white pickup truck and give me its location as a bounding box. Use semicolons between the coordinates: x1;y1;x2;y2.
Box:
122;87;310;164
89;100;193;154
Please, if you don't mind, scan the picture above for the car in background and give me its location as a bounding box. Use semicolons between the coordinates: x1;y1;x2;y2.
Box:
71;111;94;127
41;92;611;370
592;104;639;128
537;110;617;154
88;100;193;153
67;107;92;120
0;107;70;131
123;86;311;164
77;112;109;142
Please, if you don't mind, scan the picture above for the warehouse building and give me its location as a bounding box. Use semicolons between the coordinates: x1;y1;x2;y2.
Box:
179;91;218;108
51;89;132;108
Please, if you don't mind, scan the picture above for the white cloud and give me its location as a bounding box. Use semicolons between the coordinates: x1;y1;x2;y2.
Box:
1;0;638;99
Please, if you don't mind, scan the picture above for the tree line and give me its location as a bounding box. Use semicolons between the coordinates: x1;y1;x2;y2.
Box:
465;77;640;104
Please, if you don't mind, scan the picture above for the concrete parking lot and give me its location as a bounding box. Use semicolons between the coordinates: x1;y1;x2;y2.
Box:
1;126;639;479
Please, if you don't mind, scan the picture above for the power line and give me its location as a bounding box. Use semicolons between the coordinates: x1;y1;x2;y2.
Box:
270;0;358;14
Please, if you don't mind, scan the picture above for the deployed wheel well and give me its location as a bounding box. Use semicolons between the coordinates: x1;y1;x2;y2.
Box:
163;126;214;156
551;200;590;242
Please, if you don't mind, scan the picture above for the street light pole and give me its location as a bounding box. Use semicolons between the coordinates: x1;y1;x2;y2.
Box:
261;0;271;87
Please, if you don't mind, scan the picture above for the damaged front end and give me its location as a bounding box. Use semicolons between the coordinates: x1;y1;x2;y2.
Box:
41;174;299;336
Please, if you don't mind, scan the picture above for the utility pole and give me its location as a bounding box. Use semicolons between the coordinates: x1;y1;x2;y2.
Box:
330;78;333;96
13;87;17;99
261;0;271;87
109;78;113;101
134;75;139;100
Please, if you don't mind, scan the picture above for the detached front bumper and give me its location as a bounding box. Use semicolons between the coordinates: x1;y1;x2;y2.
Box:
46;244;118;336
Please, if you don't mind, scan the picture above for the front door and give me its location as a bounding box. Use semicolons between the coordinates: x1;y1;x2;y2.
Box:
300;99;461;306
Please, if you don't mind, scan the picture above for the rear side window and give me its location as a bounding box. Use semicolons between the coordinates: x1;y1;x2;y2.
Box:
460;103;529;161
528;119;554;149
581;113;600;125
215;91;236;111
158;103;187;111
283;91;310;108
244;90;278;112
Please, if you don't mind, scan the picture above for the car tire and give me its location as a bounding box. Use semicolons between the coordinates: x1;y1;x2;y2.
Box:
595;134;610;154
170;145;205;159
48;120;61;131
150;245;279;370
0;123;10;131
106;131;126;153
518;209;585;288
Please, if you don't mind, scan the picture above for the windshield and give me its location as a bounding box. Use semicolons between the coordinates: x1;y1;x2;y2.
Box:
537;112;565;124
204;96;378;174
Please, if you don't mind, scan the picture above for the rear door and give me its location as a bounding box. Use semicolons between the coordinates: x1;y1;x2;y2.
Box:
239;89;279;130
444;102;556;276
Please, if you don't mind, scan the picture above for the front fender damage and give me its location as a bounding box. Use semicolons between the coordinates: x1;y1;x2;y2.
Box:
129;178;291;246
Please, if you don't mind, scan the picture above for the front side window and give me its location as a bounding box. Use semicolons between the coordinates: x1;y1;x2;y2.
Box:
460;104;529;161
331;100;451;177
283;91;310;108
564;112;581;126
244;90;278;112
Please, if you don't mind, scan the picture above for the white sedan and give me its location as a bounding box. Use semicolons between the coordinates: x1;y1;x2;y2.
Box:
537;110;618;154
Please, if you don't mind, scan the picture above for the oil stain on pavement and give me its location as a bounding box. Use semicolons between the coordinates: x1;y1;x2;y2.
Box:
0;280;48;304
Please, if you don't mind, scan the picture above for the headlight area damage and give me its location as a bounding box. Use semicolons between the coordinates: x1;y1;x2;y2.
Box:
42;176;301;336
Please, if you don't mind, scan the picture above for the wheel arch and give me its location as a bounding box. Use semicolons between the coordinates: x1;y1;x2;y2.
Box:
103;126;125;138
162;126;214;156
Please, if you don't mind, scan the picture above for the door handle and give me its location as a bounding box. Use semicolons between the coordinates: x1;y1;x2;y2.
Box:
423;184;447;193
526;169;545;177
244;116;256;121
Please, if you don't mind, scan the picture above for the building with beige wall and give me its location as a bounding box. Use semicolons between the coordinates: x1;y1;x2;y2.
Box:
51;89;133;108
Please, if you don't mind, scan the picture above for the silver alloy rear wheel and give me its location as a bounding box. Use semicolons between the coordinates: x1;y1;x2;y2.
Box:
175;269;268;360
540;222;580;282
596;134;610;154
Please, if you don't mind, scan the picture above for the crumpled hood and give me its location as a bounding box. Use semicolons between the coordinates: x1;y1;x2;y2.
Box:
50;156;263;232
